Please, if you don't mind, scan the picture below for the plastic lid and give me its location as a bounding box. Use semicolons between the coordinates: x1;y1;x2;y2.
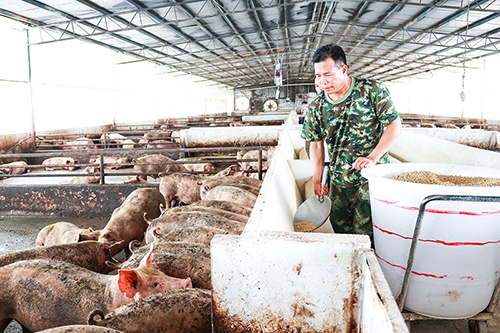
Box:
293;195;332;226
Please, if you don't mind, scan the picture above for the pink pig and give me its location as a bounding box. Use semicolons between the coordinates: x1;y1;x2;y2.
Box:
0;244;192;333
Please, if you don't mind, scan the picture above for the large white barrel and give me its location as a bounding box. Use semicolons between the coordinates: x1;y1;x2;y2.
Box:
361;163;500;319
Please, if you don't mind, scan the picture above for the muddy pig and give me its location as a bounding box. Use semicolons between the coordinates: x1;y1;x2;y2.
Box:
97;188;165;256
70;166;101;184
63;137;96;150
0;245;192;333
238;149;269;173
203;185;258;208
188;199;253;217
88;288;211;333
42;157;79;171
158;173;209;208
166;205;248;223
122;175;153;184
36;221;99;246
123;240;211;289
0;161;30;175
200;175;262;199
176;157;216;175
150;226;229;245
144;210;245;243
215;164;243;177
38;325;124;332
89;156;130;169
0;241;121;274
132;154;180;180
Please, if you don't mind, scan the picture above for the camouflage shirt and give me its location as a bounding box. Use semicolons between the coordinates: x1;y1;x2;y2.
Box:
301;77;399;188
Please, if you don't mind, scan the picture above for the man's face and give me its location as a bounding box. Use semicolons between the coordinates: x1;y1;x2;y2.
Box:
314;57;347;96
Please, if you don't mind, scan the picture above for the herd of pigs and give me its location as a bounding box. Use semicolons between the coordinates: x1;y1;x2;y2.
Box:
0;131;272;333
0;131;271;182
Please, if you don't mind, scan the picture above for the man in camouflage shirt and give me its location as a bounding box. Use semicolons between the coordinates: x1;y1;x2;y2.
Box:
301;43;402;240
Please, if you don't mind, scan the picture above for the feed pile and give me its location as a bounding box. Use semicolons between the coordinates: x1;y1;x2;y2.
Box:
391;171;500;187
294;222;318;232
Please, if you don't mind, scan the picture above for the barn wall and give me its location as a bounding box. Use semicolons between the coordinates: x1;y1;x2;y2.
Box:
0;17;234;136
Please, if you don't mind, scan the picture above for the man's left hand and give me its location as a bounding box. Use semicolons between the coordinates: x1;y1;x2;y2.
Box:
352;156;375;170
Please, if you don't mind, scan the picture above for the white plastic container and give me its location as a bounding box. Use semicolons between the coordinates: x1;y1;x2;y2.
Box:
361;163;500;319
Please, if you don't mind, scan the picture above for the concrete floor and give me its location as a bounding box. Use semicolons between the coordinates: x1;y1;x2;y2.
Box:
1;215;499;333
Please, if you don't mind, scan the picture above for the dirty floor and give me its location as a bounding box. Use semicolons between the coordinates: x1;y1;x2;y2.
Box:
1;216;499;333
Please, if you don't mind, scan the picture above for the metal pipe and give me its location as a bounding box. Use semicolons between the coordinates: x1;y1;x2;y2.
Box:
396;194;500;312
258;149;263;180
27;29;36;152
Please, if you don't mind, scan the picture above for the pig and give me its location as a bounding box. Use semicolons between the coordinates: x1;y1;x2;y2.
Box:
121;240;212;289
63;137;96;150
0;240;121;274
0;245;192;333
89;156;130;169
132;154;181;180
237;149;268;172
70;166;101;184
97;188;166;256
122;175;153;184
38;325;125;333
203;185;258;208
200;175;262;199
88;288;211;333
215;164;242;177
36;221;99;246
176;157;216;175
158;173;208;208
122;175;154;184
138;130;172;146
146;139;174;149
187;199;253;217
42;157;79;171
0;161;30;175
166;205;249;223
100;133;135;149
144;210;245;243
149;226;229;245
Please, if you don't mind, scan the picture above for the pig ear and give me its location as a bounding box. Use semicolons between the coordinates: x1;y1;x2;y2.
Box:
143;212;154;224
104;259;122;272
118;270;139;298
73;233;83;243
129;240;142;253
139;243;154;268
106;240;123;252
159;203;166;216
87;229;101;238
152;227;161;240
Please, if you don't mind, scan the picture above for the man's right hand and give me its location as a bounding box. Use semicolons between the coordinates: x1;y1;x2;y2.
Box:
314;183;329;199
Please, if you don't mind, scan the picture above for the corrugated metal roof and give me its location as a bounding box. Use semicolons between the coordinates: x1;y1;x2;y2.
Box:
1;0;499;89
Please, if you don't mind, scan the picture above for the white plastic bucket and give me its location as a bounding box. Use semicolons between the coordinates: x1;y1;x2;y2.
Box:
294;195;334;233
361;163;500;319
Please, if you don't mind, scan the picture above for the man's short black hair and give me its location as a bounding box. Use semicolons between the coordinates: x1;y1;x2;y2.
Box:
312;44;347;67
302;101;307;104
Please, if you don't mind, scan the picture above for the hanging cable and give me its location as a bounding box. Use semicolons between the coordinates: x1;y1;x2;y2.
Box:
460;0;470;103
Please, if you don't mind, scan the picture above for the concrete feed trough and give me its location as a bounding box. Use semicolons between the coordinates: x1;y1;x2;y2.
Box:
211;125;408;333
